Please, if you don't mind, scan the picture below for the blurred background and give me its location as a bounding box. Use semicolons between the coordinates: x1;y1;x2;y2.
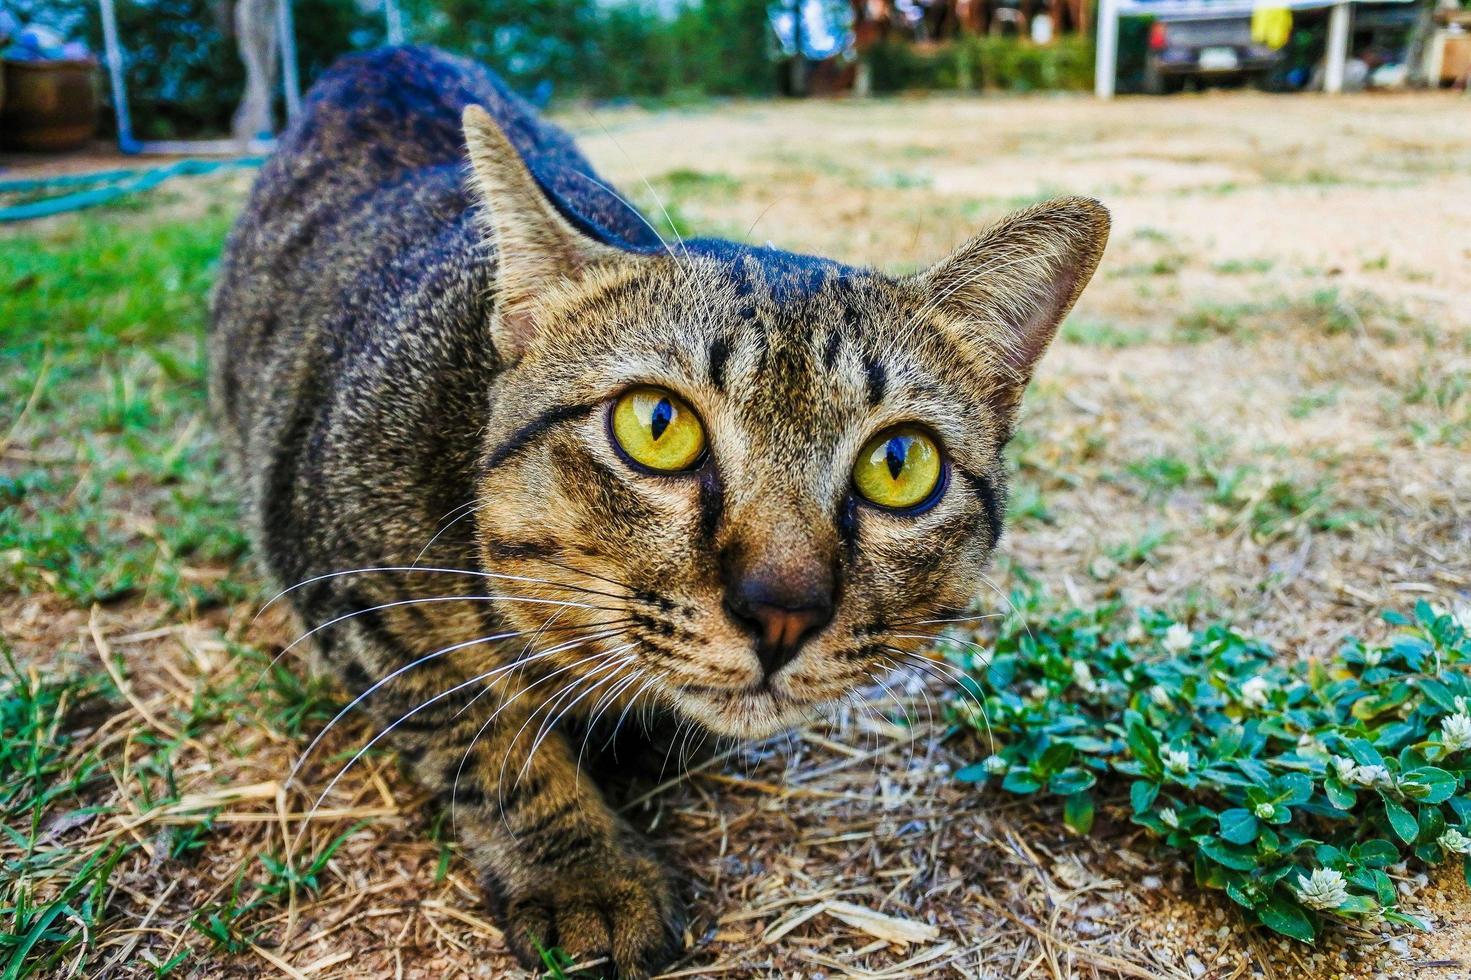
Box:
0;0;1466;149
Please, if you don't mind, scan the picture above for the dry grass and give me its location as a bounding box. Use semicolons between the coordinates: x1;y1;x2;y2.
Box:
3;89;1470;978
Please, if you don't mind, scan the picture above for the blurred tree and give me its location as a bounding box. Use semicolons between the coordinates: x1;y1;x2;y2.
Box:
6;0;774;139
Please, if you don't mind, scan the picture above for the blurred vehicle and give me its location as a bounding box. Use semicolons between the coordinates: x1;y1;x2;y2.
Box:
1143;15;1282;91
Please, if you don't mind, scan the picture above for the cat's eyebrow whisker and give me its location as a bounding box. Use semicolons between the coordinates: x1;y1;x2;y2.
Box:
567;169;692;281
412;498;491;566
577;110;692;271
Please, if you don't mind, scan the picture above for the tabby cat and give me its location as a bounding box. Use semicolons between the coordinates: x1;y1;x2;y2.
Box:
211;46;1108;977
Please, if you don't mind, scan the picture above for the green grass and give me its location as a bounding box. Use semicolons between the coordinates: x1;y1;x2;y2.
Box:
1;211;247;610
0;204;360;976
1061;318;1149;349
1109;445;1372;543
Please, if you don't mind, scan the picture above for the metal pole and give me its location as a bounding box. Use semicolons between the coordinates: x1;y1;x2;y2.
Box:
1094;0;1119;98
276;0;303;122
386;0;405;45
1324;1;1351;93
97;0;139;152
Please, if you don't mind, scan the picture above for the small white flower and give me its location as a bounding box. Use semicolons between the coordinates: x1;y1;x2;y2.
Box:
1330;756;1357;783
1442;713;1471;753
1126;620;1147;644
1437;828;1471;854
1362;648;1382;669
1149;684;1172;708
1162;747;1191;775
1028;683;1048;701
1160;806;1179;829
1254;802;1276;820
1296;733;1327;757
1162;623;1192;654
1350;764;1393;788
1072;660;1096;693
982;754;1010;776
1294;868;1349;911
1453;606;1471;633
1241;676;1271;709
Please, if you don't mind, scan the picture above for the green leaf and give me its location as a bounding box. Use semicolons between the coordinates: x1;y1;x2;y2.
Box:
1400;767;1457;805
1130;780;1159;814
1196;835;1256;871
1383;797;1419;843
1063;792;1094;835
1417;806;1446;846
1218;809;1260;845
954;762;992;784
1351;839;1398;868
1257;895;1316;943
1001;770;1043;795
1324;779;1355;811
1037;742;1076;774
1276;773;1313;806
1337;894;1379;916
1049;767;1096;796
1346;739;1385;768
1125;713;1162;773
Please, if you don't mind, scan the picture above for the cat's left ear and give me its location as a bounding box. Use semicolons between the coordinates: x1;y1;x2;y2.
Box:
913;197;1109;434
462;105;637;362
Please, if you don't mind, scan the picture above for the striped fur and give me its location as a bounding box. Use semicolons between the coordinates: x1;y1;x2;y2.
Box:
210;46;1108;977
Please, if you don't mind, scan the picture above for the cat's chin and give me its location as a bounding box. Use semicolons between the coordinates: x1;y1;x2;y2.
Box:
674;688;819;740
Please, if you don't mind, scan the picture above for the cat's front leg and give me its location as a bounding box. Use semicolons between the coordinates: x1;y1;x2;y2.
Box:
409;696;686;978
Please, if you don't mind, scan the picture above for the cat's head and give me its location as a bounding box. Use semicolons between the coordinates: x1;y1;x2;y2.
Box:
462;106;1108;739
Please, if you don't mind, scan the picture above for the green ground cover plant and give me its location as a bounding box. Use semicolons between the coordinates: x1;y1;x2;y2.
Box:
949;596;1471;943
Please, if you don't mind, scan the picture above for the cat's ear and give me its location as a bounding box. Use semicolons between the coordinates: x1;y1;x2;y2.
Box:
914;197;1109;433
462;104;633;361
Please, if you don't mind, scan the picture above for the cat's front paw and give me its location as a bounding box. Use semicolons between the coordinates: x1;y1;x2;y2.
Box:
492;849;685;979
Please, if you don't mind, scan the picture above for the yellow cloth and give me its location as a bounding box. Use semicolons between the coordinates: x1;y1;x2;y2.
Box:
1251;7;1293;50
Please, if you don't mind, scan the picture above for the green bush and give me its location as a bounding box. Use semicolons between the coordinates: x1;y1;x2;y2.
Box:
10;0;771;140
867;35;1094;94
948;597;1471;942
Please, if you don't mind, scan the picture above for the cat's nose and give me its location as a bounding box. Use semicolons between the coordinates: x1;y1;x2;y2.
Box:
724;578;834;679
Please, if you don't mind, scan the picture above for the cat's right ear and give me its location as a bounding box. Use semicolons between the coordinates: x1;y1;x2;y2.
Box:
911;197;1110;437
462;105;632;362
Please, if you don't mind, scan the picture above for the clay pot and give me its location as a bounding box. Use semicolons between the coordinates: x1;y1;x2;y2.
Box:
0;59;99;152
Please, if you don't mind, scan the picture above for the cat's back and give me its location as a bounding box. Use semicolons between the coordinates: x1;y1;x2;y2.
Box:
208;46;584;585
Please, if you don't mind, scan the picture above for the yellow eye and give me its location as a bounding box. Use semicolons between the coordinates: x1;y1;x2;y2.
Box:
852;426;944;511
611;387;706;473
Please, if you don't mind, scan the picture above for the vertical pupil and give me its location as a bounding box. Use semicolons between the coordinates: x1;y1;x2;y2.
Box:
650;398;673;441
884;437;908;480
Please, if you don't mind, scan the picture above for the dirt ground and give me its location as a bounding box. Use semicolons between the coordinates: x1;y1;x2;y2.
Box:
5;89;1471;978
